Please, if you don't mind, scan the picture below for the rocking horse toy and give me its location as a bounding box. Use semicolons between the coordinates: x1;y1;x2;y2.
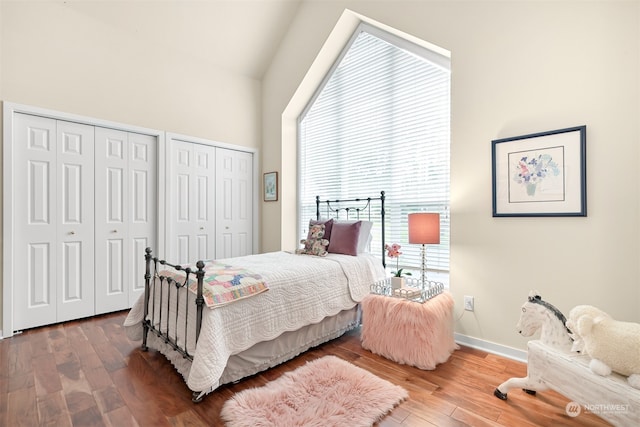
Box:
494;291;640;426
493;291;573;400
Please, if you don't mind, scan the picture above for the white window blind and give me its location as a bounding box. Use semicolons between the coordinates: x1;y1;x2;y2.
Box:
298;25;450;274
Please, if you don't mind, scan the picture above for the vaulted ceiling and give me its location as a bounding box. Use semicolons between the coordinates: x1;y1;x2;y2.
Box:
69;0;304;80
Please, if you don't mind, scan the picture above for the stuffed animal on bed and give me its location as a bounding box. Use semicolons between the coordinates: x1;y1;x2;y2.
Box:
566;305;640;389
296;224;329;256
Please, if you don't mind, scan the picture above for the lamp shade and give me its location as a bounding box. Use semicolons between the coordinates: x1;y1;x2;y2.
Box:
408;213;440;244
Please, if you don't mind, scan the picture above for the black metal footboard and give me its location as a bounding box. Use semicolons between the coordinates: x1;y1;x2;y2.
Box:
141;247;206;362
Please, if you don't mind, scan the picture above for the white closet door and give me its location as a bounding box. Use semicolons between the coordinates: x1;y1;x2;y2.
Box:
14;114;58;330
95;128;157;312
56;120;95;322
216;148;253;258
13;114;95;330
95;127;129;314
170;140;216;264
128;132;157;306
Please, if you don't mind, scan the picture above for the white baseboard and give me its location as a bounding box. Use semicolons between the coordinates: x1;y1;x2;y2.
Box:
455;333;527;363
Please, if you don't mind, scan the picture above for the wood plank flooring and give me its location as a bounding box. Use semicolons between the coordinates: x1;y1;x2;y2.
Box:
0;311;615;426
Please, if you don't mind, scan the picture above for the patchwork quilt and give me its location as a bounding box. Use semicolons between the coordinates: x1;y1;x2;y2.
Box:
158;262;269;308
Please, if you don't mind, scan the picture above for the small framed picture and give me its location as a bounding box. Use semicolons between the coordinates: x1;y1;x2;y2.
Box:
492;126;586;217
263;172;278;202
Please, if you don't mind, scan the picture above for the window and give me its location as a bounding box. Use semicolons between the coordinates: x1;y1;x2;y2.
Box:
298;23;450;277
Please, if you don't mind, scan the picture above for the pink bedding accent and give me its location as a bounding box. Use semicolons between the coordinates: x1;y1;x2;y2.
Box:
361;292;458;370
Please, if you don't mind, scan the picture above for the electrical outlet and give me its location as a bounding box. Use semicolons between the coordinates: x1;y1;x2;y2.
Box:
464;295;474;311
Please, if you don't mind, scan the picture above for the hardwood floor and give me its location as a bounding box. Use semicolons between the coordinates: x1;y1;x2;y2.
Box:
0;311;614;427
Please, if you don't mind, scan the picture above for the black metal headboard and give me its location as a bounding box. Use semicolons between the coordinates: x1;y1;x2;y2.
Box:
315;191;386;267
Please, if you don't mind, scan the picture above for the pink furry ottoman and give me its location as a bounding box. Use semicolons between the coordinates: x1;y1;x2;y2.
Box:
361;292;458;369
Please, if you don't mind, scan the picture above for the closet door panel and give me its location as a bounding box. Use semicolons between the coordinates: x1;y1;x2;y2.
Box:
170;140;215;264
177;235;190;264
13;115;95;329
172;141;194;264
14;114;58;330
56;120;95;322
106;240;124;293
131;237;149;304
218;176;234;257
215;148;253;258
192;145;215;262
193;157;213;262
28;243;53;305
128;132;156;305
95;127;129;314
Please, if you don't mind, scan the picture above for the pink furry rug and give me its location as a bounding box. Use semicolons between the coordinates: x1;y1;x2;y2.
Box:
220;355;408;427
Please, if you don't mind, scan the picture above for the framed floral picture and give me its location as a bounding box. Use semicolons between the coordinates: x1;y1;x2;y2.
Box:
492;126;586;217
263;172;278;202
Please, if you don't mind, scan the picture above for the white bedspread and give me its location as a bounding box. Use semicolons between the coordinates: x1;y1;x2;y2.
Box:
124;251;385;393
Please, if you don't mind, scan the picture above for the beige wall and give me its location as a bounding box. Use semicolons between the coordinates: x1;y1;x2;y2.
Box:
262;1;640;351
0;1;262;333
1;1;261;145
2;0;638;354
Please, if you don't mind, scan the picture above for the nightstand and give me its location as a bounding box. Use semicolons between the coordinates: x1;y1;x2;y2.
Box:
360;292;458;370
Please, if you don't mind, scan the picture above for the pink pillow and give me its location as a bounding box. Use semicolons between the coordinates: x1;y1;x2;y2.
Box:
309;218;333;241
334;219;372;253
328;221;362;256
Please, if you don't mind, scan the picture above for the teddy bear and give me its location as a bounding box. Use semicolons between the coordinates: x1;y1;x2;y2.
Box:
566;305;640;389
295;224;329;256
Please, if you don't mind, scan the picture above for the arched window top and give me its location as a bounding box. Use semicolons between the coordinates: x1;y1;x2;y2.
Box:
300;22;450;123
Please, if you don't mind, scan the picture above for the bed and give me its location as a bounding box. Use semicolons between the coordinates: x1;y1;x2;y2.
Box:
124;192;387;402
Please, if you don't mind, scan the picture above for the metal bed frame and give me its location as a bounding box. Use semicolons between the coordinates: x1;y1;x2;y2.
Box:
139;191;387;400
316;190;386;268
